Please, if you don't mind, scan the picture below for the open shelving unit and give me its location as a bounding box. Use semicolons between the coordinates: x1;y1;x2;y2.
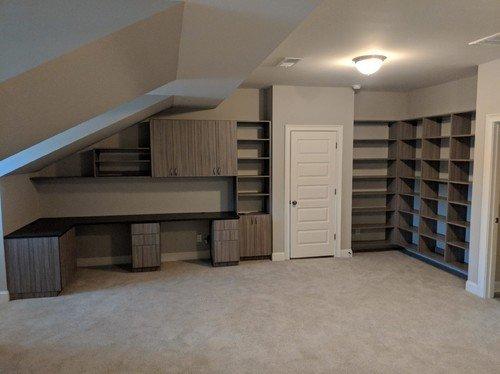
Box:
88;148;152;177
352;111;475;277
235;121;272;215
351;121;398;252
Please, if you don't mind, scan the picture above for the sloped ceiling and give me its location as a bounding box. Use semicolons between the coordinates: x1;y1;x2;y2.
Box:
0;0;320;176
0;0;181;83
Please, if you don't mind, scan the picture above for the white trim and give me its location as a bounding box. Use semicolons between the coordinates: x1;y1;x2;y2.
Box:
272;252;286;261
161;250;210;262
337;248;353;258
284;124;344;260
0;291;9;304
77;255;131;267
476;114;500;298
466;281;482;297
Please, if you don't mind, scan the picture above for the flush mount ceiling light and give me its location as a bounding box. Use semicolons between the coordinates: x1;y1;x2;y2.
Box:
352;55;387;75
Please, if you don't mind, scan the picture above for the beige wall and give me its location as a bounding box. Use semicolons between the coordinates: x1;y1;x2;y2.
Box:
354;91;409;121
271;86;354;255
354;76;478;122
0;174;41;235
469;59;500;286
407;76;477;118
32;89;262;260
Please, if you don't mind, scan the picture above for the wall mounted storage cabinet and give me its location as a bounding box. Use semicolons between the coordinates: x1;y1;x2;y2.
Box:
150;119;237;177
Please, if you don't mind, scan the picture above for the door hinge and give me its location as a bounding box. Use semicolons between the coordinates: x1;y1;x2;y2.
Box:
334;233;337;240
335;142;338;149
334;188;337;195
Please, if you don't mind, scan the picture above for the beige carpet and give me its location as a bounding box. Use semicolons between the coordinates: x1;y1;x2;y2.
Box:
0;251;499;373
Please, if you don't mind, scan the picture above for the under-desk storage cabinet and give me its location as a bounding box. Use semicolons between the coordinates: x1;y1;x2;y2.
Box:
239;214;272;258
4;228;77;300
150;119;237;177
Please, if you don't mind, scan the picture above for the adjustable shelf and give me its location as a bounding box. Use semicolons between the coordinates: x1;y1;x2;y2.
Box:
90;148;152;177
352;111;475;274
352;121;397;251
236;121;272;214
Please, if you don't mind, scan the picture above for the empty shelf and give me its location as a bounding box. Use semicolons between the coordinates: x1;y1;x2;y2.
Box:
354;158;396;161
353;190;395;196
449;180;472;185
352;175;396;179
238;192;270;197
448;200;471;206
399;208;420;215
420;231;446;242
422;178;448;183
353;138;397;142
237;138;270;141
399;226;419;234
352;223;394;230
352;206;394;213
447;240;470;250
447;219;470;228
352;240;399;251
237;175;270;178
421;213;447;222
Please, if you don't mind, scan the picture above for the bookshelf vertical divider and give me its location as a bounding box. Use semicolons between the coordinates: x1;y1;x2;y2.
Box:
353;111;475;278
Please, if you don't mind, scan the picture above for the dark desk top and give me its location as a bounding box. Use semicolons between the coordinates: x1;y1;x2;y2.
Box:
5;211;239;239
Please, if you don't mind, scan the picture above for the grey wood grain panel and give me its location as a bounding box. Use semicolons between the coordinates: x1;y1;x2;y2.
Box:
59;228;77;289
151;119;175;177
254;214;272;256
131;223;161;269
239;215;255;258
216;120;237;176
211;219;239;266
195;120;218;176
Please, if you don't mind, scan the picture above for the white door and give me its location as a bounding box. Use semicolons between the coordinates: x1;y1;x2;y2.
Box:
290;130;338;258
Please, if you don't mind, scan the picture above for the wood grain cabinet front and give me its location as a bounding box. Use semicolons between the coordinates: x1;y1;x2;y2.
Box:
239;214;272;259
4;228;77;300
131;223;161;271
211;219;239;266
150;119;237;177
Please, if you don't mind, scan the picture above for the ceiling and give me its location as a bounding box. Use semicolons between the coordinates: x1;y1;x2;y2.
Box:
0;0;319;176
0;0;181;83
243;0;500;91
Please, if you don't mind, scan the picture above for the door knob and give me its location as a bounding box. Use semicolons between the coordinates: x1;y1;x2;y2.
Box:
291;200;297;206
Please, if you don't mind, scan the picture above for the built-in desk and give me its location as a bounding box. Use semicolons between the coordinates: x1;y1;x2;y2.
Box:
4;211;239;300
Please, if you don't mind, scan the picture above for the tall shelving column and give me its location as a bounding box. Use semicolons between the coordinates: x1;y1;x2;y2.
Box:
351;121;398;251
395;112;475;277
235;121;272;214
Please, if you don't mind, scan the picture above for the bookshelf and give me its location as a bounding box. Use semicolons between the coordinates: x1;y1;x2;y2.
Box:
352;121;398;252
236;121;272;215
352;111;475;277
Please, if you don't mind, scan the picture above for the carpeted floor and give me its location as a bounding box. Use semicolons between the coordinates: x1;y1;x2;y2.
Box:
0;251;499;373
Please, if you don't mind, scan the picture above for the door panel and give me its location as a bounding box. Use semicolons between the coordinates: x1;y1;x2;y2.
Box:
254;214;272;256
173;120;197;177
290;131;337;258
239;215;255;257
151;119;175;177
216;120;237;176
195;120;218;176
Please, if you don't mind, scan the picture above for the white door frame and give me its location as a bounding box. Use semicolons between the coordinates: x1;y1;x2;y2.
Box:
475;114;500;298
284;125;343;260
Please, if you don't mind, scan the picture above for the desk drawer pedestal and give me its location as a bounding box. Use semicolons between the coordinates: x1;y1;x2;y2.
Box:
131;223;161;271
4;228;77;300
211;219;239;266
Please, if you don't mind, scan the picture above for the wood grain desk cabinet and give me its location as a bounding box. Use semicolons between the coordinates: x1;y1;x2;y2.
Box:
131;223;161;271
4;228;77;300
211;219;239;266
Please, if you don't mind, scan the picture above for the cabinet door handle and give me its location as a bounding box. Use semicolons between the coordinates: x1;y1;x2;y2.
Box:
217;167;221;175
174;168;178;176
169;168;173;176
213;167;216;175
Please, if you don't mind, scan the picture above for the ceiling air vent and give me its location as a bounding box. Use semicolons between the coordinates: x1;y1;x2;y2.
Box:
277;57;302;68
469;32;500;45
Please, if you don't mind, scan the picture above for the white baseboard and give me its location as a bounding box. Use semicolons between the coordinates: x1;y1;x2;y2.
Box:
161;250;210;262
272;252;286;261
336;248;353;258
0;291;10;304
77;255;131;267
495;281;500;293
465;280;484;298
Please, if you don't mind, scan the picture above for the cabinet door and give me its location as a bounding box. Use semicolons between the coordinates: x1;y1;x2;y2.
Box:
174;120;197;177
195;120;218;176
254;214;272;256
151;119;175;177
216;120;237;176
239;215;255;258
